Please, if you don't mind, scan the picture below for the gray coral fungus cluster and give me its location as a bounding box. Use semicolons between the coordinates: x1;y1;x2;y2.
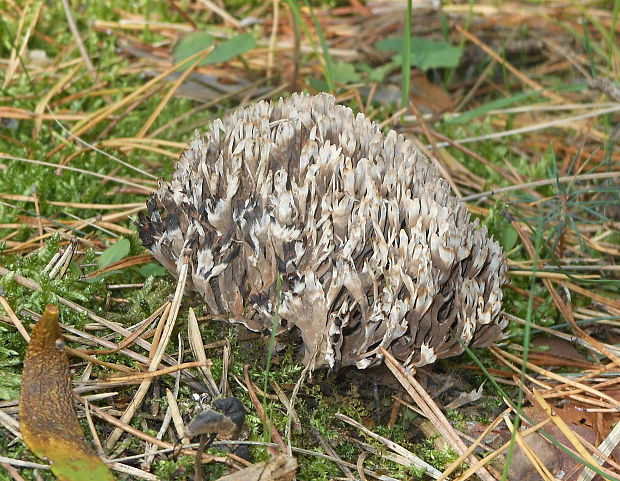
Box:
139;93;507;370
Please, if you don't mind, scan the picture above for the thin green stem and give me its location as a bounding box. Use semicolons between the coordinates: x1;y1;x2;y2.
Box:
501;216;541;480
262;273;282;443
401;0;412;108
305;1;334;92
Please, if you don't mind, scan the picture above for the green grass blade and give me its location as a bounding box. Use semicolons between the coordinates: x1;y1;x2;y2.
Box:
285;0;334;91
500;216;541;480
304;1;334;92
401;0;412;108
262;273;282;443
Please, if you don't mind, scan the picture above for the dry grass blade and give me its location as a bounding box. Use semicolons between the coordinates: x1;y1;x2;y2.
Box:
197;0;240;27
99;137;187;148
187;307;220;397
455;24;565;104
0;153;154;194
83;253;155;280
380;347;496;481
533;390;600;472
0;289;30;341
453;418;551;481
2;1;42;89
271;381;301;433
80;302;167;355
50;117;160;180
46;237;78;279
356;451;370;481
266;0;280;80
143;338;185;470
0;456;46;470
492;347;620;408
105;257;189;449
0;267;157;355
0;410;21;440
220;341;231;397
335;413;441;479
63;47;220;149
64;346;136;373
579;421;620;481
437;413;505;481
214;454;297;481
437;104;620;151
311;428;355;481
136;46;215;138
47;201;146;209
106;463;158;480
165;388;186;441
243;365;286;453
284;346;317;457
462;170;620;202
0;461;28;481
82;400;106;458
0;107;86;120
105;361;210;383
545;281;620;362
61;0;95;79
491;348;614;409
81;398;225;462
408;101;462;197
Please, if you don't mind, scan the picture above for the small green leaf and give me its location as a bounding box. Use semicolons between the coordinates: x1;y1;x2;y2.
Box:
308;77;329;91
206;33;256;64
500;224;519;251
357;61;396;83
332;61;361;85
172;31;213;65
376;36;462;71
139;263;167;277
98;238;130;268
172;32;255;68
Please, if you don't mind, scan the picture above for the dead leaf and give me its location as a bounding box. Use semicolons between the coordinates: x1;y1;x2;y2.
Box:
410;71;453;113
445;383;485;409
513;405;618;480
508;432;564;481
529;335;592;368
19;304;116;481
215;454;297;481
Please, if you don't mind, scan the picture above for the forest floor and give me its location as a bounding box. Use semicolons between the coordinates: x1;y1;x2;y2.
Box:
0;1;619;480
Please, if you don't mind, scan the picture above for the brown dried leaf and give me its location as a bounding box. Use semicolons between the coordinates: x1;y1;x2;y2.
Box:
215;454;297;481
19;304;116;481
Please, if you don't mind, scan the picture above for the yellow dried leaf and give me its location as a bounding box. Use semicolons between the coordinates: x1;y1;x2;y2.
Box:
19;304;115;481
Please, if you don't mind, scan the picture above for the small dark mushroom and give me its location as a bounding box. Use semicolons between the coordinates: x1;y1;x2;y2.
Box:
184;397;246;440
184;397;247;481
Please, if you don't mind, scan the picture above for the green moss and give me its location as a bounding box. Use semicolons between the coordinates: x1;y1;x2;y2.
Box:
414;438;459;471
154;455;195;479
296;454;341;481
